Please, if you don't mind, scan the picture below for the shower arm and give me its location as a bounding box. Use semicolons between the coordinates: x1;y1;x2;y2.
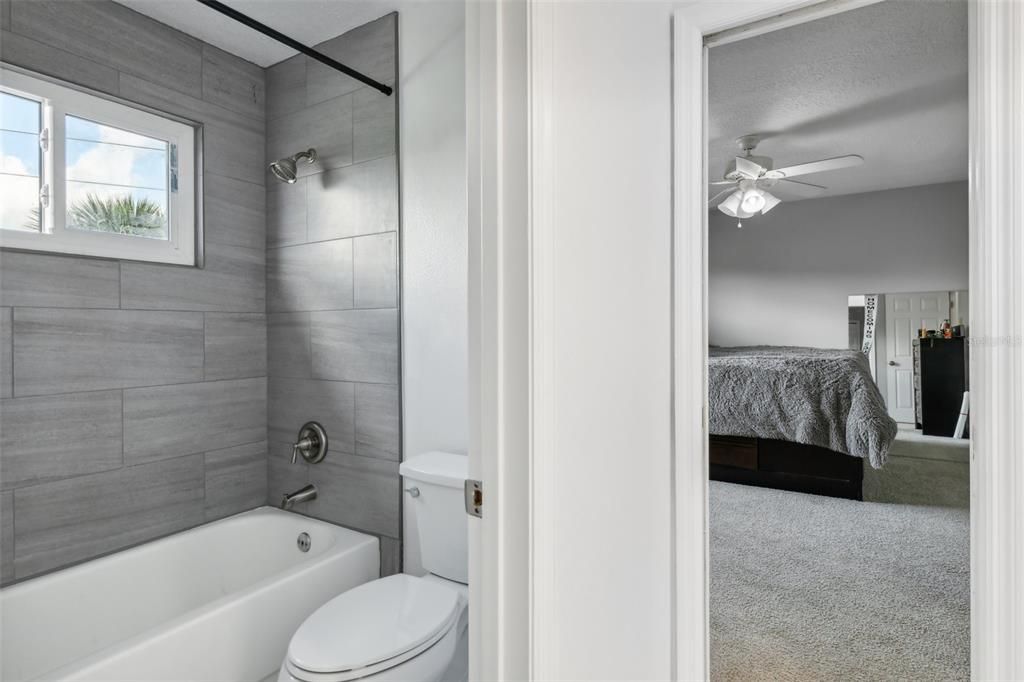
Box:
195;0;394;97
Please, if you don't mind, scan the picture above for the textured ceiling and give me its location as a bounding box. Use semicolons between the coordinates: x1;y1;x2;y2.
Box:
708;0;967;201
114;0;396;67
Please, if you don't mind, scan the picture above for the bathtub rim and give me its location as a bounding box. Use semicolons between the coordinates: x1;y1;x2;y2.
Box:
1;506;380;682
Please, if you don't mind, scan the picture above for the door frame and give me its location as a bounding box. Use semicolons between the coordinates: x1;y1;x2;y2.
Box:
467;0;1023;679
673;1;1024;680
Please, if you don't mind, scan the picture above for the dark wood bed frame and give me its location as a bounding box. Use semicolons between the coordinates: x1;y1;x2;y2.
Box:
709;435;864;500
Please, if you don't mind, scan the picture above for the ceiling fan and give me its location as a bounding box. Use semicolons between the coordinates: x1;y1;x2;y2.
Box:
709;135;864;227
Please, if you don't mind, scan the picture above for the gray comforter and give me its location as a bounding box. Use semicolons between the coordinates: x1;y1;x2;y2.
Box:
708;346;898;468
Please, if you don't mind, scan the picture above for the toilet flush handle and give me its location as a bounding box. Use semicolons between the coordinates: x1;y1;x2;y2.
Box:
405;486;420;498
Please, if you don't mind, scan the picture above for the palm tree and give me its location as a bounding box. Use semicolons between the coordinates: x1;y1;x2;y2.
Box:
67;194;165;237
25;194;165;237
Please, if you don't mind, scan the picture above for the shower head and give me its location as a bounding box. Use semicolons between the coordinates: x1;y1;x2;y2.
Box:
269;148;318;183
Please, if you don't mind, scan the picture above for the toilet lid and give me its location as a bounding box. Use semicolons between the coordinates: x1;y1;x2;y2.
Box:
287;574;460;675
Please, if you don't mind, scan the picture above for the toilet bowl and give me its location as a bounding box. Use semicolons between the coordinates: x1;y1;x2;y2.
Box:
278;452;469;682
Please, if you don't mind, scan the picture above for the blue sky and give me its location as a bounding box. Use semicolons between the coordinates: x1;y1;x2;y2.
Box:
1;92;169;232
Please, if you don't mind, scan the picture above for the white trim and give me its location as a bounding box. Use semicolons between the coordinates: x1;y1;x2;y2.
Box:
0;66;196;266
528;1;556;677
673;0;1024;679
672;11;711;680
466;1;531;679
967;1;1024;677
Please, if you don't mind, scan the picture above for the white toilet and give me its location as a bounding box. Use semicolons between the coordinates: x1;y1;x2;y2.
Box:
278;451;469;682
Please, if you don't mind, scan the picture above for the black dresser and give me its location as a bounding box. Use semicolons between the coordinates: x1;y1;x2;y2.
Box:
913;337;968;437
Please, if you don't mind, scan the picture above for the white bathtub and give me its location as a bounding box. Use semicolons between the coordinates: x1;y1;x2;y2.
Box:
0;507;379;682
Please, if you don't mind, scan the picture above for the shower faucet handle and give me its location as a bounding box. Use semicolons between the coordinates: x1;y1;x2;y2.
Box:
291;421;328;465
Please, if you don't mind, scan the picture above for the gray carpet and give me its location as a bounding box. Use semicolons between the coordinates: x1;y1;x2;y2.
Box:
710;482;969;682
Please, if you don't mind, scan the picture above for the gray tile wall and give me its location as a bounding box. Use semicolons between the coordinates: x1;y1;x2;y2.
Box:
264;13;401;576
0;0;268;584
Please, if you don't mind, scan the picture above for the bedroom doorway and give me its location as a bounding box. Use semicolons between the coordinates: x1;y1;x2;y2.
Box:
703;1;971;679
675;0;1024;678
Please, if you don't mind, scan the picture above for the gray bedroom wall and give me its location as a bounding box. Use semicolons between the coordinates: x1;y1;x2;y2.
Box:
0;0;268;585
708;181;969;349
264;14;401;576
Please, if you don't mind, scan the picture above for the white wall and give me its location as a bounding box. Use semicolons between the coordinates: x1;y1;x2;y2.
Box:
709;181;969;349
538;2;675;678
397;2;468;575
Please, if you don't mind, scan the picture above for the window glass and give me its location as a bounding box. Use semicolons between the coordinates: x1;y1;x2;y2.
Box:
0;91;42;232
64;114;169;240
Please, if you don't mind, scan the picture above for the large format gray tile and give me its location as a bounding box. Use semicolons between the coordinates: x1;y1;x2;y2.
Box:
12;309;203;396
268;312;312;379
1;491;12;584
306;156;398;241
203;121;267;187
267;93;353;178
310;309;399;384
0;308;10;399
204;313;267;381
120;242;265;313
268;377;355;454
0;252;119;309
353;232;398;308
267;240;353;312
307;454;399;537
266;177;307;247
202;44;265;120
355;383;399;461
204;441;267;521
204;173;266;250
118;72;262;135
13;454;205;579
123;377;266;464
1;391;123;490
266;54;306;121
267;451;309;507
0;29;120;95
353;86;396;164
307;15;397;106
380;536;401;577
118;74;264;186
10;0;203;98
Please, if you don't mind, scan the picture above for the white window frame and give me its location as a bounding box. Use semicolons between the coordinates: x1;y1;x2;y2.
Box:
0;65;197;266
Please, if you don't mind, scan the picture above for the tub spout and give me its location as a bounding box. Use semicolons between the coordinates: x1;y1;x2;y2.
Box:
280;484;317;510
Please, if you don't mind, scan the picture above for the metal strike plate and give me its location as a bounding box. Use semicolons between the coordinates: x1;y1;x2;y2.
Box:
464;479;482;518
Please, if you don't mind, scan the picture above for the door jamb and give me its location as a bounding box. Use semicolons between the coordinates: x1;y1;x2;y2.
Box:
673;0;1024;679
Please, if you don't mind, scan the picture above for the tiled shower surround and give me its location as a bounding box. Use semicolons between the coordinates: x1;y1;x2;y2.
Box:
265;14;402;576
0;2;402;583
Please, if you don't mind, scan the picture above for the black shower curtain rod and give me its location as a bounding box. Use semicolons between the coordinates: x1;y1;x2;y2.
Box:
196;0;394;96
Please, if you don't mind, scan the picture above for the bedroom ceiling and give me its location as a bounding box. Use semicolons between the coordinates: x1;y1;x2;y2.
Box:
708;0;967;202
113;0;396;67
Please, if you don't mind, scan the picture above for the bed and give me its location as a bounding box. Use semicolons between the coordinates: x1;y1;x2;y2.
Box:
708;346;898;499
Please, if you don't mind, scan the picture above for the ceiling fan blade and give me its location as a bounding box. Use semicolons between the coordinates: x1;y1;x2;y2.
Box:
734;156;765;179
709;180;736;186
707;188;735;207
768;154;863;179
773;177;827;198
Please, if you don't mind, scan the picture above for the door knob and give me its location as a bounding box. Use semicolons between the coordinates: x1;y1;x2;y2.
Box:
888;360;898;366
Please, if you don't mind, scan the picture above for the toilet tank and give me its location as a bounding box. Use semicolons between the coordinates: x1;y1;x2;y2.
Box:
400;452;468;583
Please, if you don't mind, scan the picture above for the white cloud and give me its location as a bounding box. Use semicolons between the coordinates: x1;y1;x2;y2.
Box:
0;154;39;231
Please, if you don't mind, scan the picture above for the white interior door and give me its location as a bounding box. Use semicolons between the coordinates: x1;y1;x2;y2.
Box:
884;291;950;423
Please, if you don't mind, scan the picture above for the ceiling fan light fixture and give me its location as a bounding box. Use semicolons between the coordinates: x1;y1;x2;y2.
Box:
760;191;781;214
740;188;766;214
717;190;744;217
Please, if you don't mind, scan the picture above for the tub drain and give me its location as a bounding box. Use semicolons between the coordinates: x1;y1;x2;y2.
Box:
297;532;311;552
